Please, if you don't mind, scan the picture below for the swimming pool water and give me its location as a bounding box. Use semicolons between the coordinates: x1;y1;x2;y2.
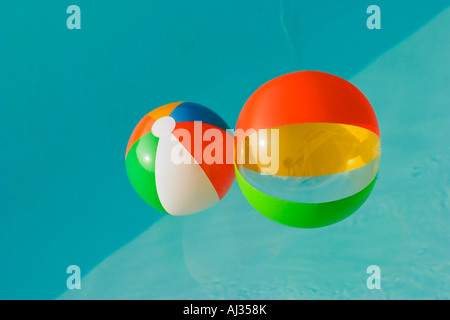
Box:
0;0;449;300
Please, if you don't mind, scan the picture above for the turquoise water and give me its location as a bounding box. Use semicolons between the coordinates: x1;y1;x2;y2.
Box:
1;0;449;300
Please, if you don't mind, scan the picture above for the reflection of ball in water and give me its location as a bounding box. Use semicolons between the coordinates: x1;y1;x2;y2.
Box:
234;71;381;228
125;102;235;216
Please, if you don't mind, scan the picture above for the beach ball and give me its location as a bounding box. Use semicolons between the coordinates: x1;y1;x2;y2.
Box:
234;71;381;228
126;102;235;216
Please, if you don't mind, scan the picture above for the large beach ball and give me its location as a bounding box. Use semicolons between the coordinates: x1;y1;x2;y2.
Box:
126;102;235;216
235;71;381;228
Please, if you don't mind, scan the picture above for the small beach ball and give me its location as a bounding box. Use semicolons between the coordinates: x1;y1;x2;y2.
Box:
234;71;381;228
126;102;235;216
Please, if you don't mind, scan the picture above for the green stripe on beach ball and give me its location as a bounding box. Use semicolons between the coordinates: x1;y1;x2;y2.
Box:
126;133;167;214
235;165;377;228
